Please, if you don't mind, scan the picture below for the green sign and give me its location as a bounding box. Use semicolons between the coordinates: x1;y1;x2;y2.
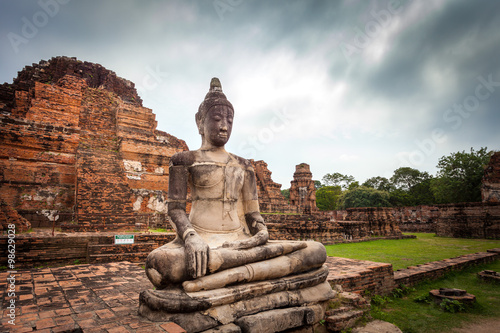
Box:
114;235;134;245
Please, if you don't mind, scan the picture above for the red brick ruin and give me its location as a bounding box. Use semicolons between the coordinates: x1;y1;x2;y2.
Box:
289;163;318;214
1;57;499;240
0;57;187;231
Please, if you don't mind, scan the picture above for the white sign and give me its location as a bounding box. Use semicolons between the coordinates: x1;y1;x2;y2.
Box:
114;235;134;245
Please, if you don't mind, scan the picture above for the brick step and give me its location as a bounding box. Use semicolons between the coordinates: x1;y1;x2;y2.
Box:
89;252;150;264
325;310;365;332
88;242;158;255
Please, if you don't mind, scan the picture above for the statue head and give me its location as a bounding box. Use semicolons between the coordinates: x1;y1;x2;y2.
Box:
196;78;234;147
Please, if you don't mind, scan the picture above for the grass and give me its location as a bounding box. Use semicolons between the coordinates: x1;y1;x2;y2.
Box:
371;261;500;333
325;233;500;271
148;228;170;233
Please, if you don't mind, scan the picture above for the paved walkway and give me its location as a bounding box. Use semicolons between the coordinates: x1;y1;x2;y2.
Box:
0;262;185;333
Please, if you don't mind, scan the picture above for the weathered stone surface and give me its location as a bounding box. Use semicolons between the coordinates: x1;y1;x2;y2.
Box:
335;202;500;239
342;207;402;237
235;304;326;333
250;159;290;213
290;163;318;214
0;57;187;230
429;288;476;305
0;199;31;232
482;152;500;203
478;270;500;282
266;214;344;243
325;289;371;333
352;320;402;333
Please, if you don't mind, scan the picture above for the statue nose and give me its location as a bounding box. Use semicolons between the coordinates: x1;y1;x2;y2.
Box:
220;120;228;131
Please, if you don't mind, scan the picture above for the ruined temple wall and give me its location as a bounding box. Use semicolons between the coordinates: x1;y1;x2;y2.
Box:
289;163;317;214
328;202;500;239
434;202;500;239
250;160;294;213
0;57;187;231
0;78;82;227
482;151;500;203
342;207;403;237
265;214;343;244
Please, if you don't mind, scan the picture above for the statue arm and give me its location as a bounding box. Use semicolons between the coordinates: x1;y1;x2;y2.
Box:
168;154;209;278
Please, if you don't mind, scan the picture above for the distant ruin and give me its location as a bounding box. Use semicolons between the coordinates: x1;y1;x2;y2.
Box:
289;163;318;214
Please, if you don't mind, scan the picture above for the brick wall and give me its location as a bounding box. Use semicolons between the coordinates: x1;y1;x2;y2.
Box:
328;202;500;239
0;233;175;268
482;151;500;203
0;57;187;231
266;214;344;243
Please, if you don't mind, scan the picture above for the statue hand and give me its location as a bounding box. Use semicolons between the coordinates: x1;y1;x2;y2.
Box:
222;227;268;250
184;233;209;278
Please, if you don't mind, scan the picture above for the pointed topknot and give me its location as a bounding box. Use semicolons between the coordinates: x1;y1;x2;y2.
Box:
210;77;223;92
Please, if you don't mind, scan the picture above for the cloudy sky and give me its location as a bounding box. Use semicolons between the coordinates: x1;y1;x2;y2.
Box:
1;0;499;187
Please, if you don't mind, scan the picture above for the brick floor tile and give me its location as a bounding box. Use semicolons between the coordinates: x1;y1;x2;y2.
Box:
107;326;131;333
55;307;73;316
52;323;81;333
79;318;100;329
38;310;56;319
135;326;168;333
96;308;116;320
54;315;75;326
7;325;34;333
160;322;187;333
75;311;95;320
35;317;56;329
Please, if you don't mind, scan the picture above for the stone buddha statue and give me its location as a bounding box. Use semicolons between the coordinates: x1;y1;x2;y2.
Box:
140;78;334;332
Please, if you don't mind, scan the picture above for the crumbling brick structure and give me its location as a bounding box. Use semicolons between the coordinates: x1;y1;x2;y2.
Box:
0;57;187;231
482;151;500;203
289;163;318;214
250;159;290;213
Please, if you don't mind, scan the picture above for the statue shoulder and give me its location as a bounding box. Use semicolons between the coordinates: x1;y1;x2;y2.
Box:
170;151;196;166
229;153;254;170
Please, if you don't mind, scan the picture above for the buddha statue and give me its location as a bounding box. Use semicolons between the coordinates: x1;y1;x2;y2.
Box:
140;78;334;332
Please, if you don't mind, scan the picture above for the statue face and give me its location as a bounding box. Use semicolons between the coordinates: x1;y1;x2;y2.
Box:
202;104;234;147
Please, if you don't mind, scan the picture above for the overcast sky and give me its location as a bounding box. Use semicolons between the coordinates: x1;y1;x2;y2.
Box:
1;0;499;187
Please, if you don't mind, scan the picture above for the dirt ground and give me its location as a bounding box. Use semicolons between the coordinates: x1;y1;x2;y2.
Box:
451;317;500;333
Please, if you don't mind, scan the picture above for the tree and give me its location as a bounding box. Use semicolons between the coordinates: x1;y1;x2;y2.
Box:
316;185;342;211
314;180;322;189
338;186;391;209
390;167;431;191
362;176;394;192
322;172;356;190
431;147;491;203
281;188;290;201
389;189;413;207
409;178;435;205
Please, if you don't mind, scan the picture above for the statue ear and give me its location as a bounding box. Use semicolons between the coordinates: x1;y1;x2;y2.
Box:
195;113;204;135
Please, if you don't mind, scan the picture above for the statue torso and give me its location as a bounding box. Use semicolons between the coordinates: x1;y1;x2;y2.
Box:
187;150;251;247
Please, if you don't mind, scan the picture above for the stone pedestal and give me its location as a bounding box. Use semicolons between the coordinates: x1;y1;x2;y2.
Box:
139;265;335;332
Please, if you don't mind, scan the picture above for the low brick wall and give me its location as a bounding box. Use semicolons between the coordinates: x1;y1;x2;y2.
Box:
326;257;396;296
394;248;500;287
266;214;344;244
328;202;500;239
0;232;175;268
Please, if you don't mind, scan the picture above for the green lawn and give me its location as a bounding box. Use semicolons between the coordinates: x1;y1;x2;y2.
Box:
325;233;500;332
325;233;500;271
371;261;500;333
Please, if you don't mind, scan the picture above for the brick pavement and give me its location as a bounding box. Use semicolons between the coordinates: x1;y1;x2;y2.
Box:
0;262;186;333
